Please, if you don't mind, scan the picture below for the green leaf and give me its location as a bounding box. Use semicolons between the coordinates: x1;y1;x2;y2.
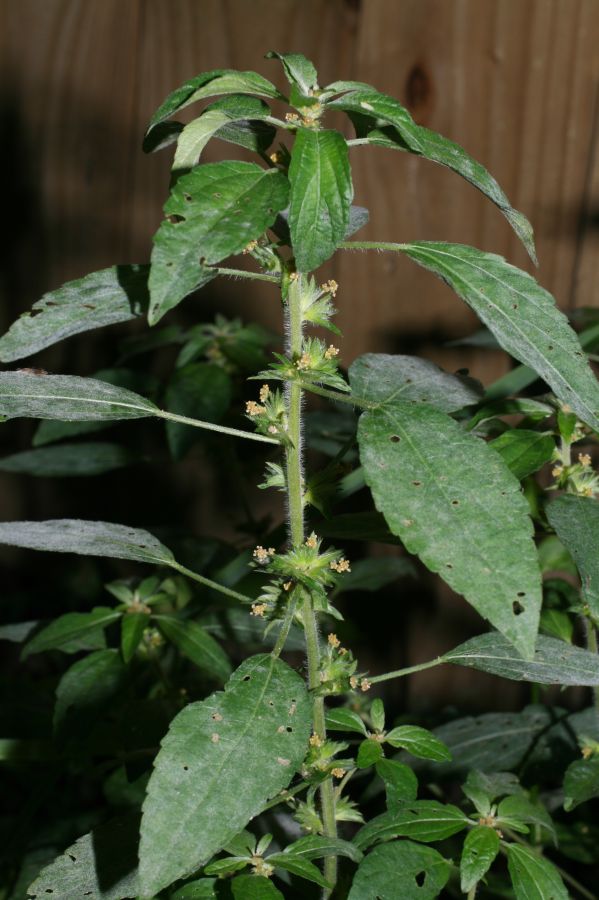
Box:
357;400;541;658
444;632;599;685
266;853;330;889
54;649;126;731
288;129;352;272
328;89;423;151
154;614;231;683
0;372;158;422
348;840;450;899
371;698;385;732
506;844;568;900
400;242;599;431
149;161;289;324
546;494;599;618
145;69;282;140
165;363;232;459
325;707;368;736
376;759;419;806
349;353;483;412
0;620;37;643
121;612;149;663
231;875;284;900
170;878;218;899
22;607;120;659
354;802;469;850
462;770;522;815
0;519;175;567
27;813;139;900
490;430;555;480
385;726;451;762
0;266;148;363
460;826;500;893
0;442;139;477
496;795;556;842
266;51;318;95
283;834;363;863
563;755;599;810
139;654;311;896
357;738;384;769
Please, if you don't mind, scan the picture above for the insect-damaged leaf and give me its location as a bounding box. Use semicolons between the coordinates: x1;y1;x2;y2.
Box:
149;161;289;324
357;400;541;658
348;840;450;900
399;242;599;431
288;129;353;272
139;654;311;896
546;494;599;619
444;632;599;685
0;265;148;363
460;826;500;893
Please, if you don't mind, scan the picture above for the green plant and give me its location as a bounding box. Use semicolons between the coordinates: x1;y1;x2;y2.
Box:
1;51;599;900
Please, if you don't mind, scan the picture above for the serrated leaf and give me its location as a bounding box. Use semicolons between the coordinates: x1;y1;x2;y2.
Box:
54;649;126;732
288;129;352;272
546;494;599;618
354;802;469;850
376;759;419;807
266;853;330;889
27;814;139;900
0;266;148;363
154;614;231;683
266;51;318;95
149;161;288;323
325;707;368;736
231;875;284;900
460;826;500;893
139;654;311;896
507;844;568;900
444;632;599;685
385;726;451;762
165;363;232;460
145;69;282;140
349;353;483;412
400;242;599;431
348;840;450;899
0;372;158;421
22;607;120;659
490;430;555;480
328;89;423;151
0;519;175;569
563;756;599;810
121;612;149;663
358;400;541;657
283;834;363;863
0;442;139;477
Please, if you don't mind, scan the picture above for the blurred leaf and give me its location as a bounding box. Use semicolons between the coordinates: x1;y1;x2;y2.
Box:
0;442;139;477
537;535;577;577
54;649;126;732
506;844;567;900
231;875;283;899
490;430;555;480
0;620;38;643
315;511;399;544
563;755;599;810
496;794;556;842
155;614;232;683
333;557;415;594
546;494;599;618
22;607;120;659
120;612;149;663
165;363;232;459
348;840;450;899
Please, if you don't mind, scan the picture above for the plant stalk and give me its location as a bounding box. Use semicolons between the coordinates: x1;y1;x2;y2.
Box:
584;620;599;716
285;276;337;895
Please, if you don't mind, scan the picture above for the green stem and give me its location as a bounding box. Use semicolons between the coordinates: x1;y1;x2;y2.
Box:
214;266;281;284
339;240;408;252
285;277;337;896
170;562;254;604
467;888;476;900
368;656;444;684
156;409;279;445
296;380;373;409
585;621;599;715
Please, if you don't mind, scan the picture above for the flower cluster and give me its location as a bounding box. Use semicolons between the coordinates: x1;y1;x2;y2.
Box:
295;275;341;333
257;337;349;394
315;631;362;696
302;732;350;781
245;384;288;441
550;450;599;498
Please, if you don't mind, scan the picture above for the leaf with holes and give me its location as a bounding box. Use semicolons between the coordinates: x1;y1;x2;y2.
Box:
0;442;139;477
444;632;599;685
154;614;231;683
149;161;289;323
563;756;599;810
349;353;483;412
27;813;140;900
139;654;311;896
399;243;599;431
460;826;500;893
546;494;599;619
354;802;469;851
288;129;353;272
490;430;555;480
507;844;568;900
348;840;450;899
357;400;541;657
0;265;148;363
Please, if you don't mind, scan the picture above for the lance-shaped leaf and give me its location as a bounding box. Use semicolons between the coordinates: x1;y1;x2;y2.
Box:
0;372;158;421
0;519;175;566
139;654;311;896
460;826;500;893
0;266;148;363
546;494;599;618
348;840;450;900
349;353;483;412
328;89;423;152
149;161;289;324
54;648;126;731
354;802;469;850
288;129;353;272
490;430;555;480
22;607;120;659
27;813;140;900
357;400;541;657
0;442;139;477
507;845;568;900
444;632;599;685
154;614;232;683
266;51;318;96
145;69;283;141
283;834;363;864
172;96;275;172
399;243;599;431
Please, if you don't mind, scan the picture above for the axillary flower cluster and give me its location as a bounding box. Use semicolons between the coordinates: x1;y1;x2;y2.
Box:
550;405;598;498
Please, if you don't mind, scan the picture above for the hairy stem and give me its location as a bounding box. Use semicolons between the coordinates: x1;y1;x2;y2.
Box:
368;656;444;684
170;562;253;604
157;409;279;445
285;277;337;895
